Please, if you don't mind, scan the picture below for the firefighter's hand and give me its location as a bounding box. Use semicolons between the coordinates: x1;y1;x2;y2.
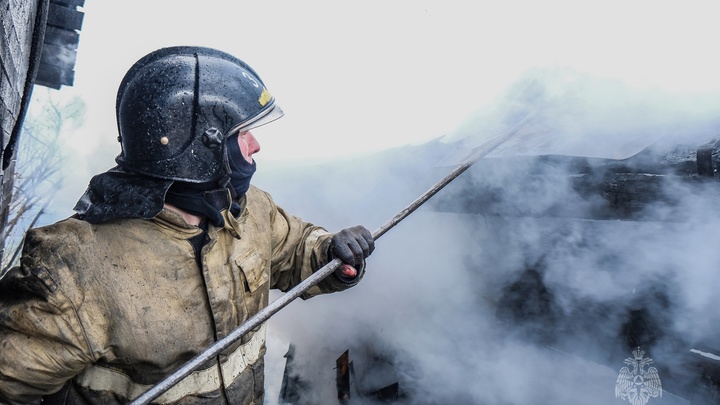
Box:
330;225;374;277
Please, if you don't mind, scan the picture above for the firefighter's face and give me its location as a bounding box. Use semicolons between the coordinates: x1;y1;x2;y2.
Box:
237;131;261;163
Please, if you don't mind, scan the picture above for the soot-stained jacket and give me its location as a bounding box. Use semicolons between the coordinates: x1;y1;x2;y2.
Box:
0;185;362;404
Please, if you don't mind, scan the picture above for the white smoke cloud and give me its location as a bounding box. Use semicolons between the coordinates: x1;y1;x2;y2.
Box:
28;44;720;403
257;67;720;404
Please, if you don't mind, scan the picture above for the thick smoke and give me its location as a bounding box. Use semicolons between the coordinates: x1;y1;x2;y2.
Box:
256;67;720;404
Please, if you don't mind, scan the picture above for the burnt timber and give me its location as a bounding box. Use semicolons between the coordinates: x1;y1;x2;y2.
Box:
432;136;720;221
431;134;720;403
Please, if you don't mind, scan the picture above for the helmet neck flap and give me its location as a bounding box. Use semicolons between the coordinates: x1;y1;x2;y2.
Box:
74;167;173;223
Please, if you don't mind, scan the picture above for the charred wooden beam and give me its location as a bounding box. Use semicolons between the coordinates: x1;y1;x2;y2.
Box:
334;349;402;402
336;350;351;401
372;382;399;401
688;346;720;404
278;344;309;405
696;139;720;177
348;359;363;399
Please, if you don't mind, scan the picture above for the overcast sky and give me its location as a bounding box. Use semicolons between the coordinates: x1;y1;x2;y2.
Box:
62;0;720;165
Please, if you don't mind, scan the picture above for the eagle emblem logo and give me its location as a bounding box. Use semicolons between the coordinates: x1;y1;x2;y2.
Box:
615;347;662;405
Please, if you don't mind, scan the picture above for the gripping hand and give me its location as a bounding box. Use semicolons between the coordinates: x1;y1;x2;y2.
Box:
330;226;374;278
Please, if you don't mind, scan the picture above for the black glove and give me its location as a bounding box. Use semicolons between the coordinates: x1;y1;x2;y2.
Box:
330;225;375;269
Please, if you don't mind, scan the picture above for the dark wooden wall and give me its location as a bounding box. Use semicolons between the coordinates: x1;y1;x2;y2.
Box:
0;0;47;253
0;0;84;260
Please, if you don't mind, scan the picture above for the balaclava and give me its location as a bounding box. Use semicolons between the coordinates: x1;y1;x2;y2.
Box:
163;132;256;227
225;132;257;197
164;181;230;227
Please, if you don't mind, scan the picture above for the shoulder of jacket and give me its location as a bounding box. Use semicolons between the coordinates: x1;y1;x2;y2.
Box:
25;216;168;251
26;217;93;246
247;184;272;200
245;185;278;210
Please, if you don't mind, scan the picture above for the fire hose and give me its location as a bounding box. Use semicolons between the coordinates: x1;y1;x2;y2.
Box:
130;129;520;405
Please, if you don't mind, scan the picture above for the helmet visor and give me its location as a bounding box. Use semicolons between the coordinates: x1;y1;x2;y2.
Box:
232;103;285;134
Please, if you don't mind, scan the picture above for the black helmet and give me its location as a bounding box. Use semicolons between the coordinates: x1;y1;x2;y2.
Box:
115;46;283;183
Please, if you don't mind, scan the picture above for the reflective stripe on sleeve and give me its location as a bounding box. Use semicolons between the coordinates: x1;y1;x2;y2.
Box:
75;324;266;403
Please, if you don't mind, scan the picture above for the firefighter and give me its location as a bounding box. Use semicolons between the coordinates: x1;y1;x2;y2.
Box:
0;46;374;404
